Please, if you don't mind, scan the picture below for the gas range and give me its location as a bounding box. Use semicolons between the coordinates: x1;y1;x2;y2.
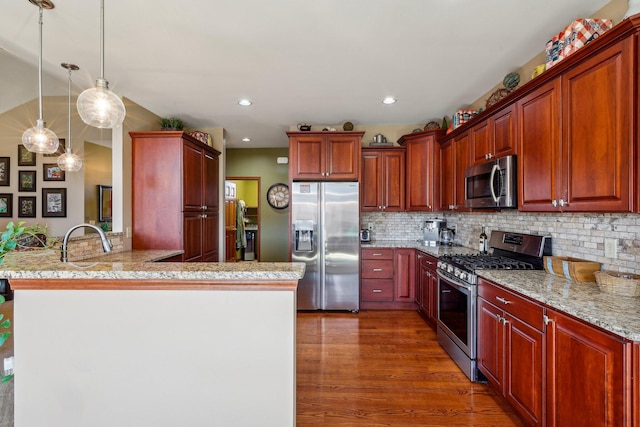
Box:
436;230;552;286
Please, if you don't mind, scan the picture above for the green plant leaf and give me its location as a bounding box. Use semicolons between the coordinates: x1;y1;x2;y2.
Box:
0;332;11;347
1;374;13;383
0;320;10;329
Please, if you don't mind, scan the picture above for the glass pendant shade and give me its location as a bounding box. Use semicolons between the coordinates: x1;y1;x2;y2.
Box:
77;78;126;129
22;119;58;154
57;149;83;172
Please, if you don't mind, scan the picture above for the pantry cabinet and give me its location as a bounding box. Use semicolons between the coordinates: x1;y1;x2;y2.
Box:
545;308;631;427
131;131;220;262
287;131;364;181
361;147;405;212
398;129;446;212
477;278;544;426
518;39;632;212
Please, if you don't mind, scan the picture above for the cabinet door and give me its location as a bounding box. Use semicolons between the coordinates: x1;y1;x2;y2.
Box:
382;150;405;211
394;249;415;302
504;314;543;426
405;135;437;211
518;80;561;211
203;151;219;211
290;135;326;180
428;271;438;324
562;39;632;212
183;142;204;211
326;135;360;180
492;104;517;160
183;212;203;262
202;213;219;262
477;297;504;388
439;139;454;211
453;132;471;211
546;309;630;427
360;151;382;211
471;120;491;165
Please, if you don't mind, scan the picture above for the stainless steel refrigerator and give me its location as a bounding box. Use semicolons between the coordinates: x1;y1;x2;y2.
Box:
291;182;360;311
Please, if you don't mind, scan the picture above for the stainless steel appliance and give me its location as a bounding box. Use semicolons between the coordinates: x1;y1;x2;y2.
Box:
465;155;517;209
423;218;446;247
291;182;360;311
436;230;551;382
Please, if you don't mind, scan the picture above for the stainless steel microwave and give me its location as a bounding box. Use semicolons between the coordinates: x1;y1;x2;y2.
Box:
464;155;517;209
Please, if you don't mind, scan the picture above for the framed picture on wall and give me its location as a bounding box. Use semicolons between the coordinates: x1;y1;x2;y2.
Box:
0;158;10;186
18;196;36;218
18;170;36;192
0;194;13;218
43;164;65;181
44;138;65;157
42;188;66;217
18;145;36;166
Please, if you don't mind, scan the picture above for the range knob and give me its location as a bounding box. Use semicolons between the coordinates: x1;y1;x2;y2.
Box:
447;265;454;274
459;271;468;282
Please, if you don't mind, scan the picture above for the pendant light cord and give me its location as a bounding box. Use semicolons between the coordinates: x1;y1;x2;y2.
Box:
67;68;72;151
100;0;105;79
37;6;44;121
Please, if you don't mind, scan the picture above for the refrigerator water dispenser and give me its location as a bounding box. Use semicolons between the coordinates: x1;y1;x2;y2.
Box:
294;220;314;252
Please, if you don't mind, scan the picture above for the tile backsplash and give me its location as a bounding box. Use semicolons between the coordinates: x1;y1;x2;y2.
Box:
361;211;640;275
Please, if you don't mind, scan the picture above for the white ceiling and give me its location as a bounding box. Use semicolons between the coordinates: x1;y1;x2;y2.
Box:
0;0;611;148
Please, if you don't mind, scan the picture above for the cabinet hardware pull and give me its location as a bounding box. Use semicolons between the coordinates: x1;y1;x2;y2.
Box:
552;199;558;207
372;289;382;293
559;199;568;207
495;296;511;305
543;315;553;325
441;289;451;293
372;253;383;256
201;214;208;219
373;268;383;272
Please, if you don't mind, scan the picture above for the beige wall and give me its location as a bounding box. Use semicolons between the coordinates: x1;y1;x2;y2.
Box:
83;142;112;224
469;0;628;111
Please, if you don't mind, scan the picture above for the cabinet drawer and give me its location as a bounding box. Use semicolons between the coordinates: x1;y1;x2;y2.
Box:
361;279;394;301
418;252;437;271
478;278;544;330
361;260;394;279
361;248;394;260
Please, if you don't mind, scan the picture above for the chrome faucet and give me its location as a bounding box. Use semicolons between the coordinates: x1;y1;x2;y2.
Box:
61;223;113;262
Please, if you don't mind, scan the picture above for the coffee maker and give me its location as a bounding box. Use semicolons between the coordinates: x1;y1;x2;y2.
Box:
423;219;446;247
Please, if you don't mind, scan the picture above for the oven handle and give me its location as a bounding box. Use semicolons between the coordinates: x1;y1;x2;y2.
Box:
437;270;473;292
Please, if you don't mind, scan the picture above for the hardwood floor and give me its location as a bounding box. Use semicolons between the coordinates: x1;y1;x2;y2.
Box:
297;310;524;427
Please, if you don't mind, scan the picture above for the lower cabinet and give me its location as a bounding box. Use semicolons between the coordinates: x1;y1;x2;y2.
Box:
361;247;416;309
416;251;438;326
479;277;636;427
545;308;631;427
477;278;544;426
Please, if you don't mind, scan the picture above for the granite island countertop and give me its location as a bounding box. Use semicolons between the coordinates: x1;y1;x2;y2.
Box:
0;249;305;282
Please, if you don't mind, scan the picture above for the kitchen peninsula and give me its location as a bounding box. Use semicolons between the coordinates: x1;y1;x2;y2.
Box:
1;250;304;427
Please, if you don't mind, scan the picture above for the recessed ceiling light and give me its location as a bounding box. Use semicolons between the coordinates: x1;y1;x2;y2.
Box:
242;137;251;142
382;97;397;105
238;99;252;106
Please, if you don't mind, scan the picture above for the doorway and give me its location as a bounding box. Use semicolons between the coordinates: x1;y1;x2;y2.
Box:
226;177;260;261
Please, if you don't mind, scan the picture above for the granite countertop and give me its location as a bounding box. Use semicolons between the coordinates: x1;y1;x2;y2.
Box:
362;239;479;257
0;250;305;282
479;270;640;341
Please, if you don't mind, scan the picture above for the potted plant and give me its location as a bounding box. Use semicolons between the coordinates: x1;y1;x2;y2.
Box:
159;117;185;131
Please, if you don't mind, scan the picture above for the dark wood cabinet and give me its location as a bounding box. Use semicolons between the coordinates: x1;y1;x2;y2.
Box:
519;39;632;212
398;130;445;212
287;131;364;181
416;251;437;327
131;131;220;262
477;278;544;426
361;247;416;309
545;308;631;427
471;104;517;166
361;147;405;212
439;131;471;212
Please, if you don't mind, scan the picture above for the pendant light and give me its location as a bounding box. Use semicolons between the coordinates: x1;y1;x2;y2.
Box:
22;0;59;155
58;63;83;172
76;0;126;129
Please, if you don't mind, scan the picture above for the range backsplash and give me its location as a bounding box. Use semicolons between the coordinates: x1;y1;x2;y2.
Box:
361;211;640;275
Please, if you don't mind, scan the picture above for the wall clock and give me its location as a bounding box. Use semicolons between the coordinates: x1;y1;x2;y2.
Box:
267;183;289;209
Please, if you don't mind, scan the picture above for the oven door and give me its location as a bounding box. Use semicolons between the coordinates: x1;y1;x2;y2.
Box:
437;271;476;359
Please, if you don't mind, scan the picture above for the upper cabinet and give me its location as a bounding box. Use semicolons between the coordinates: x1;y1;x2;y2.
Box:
439;130;471;212
471;104;517;166
287;131;364;181
361;147;405;212
398;130;446;212
519;38;633;212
